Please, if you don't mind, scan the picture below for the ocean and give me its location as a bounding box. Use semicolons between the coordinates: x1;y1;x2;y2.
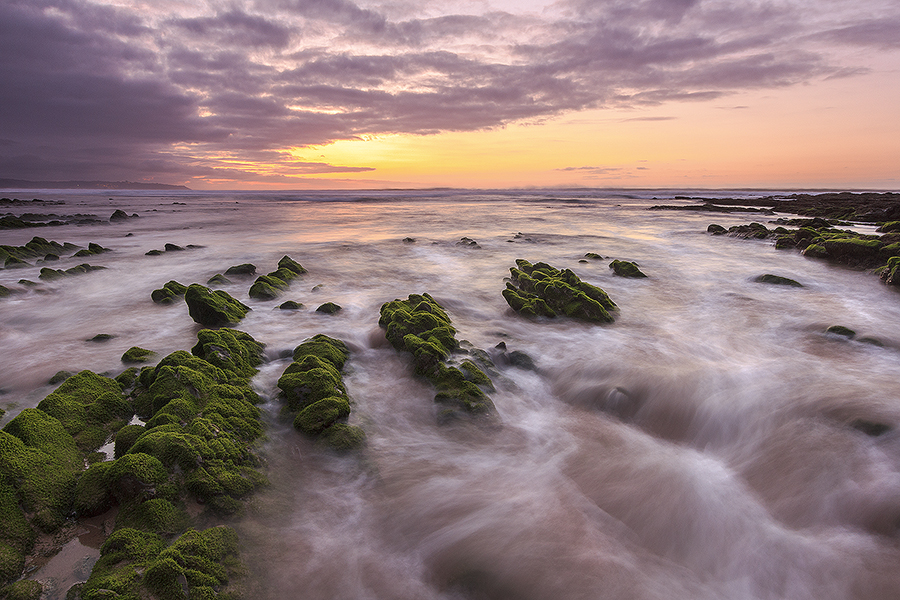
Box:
2;188;900;599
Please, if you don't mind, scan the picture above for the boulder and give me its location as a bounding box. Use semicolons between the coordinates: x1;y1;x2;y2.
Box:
184;284;250;327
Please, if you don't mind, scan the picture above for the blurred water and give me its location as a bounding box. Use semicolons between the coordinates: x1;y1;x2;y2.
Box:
3;188;900;599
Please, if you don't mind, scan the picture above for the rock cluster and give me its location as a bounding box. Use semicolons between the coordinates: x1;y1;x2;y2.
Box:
502;259;616;323
276;335;366;451
248;255;307;300
379;293;496;422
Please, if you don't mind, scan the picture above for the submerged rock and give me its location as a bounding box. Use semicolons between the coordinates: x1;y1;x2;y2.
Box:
278;300;303;310
503;259;616;323
826;325;856;339
380;294;497;421
184;284;250;327
206;273;231;286
316;302;342;314
224;263;256;276
122;347;157;364
150;280;187;304
249;255;306;300
609;259;647;278
707;224;727;235
754;274;803;287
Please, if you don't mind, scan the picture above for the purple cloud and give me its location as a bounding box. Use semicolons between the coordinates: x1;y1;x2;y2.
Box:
0;0;896;184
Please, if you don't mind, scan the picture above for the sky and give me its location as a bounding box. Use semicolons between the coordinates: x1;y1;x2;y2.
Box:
1;0;898;190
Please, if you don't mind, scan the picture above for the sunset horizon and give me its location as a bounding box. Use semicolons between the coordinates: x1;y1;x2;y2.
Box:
2;0;897;191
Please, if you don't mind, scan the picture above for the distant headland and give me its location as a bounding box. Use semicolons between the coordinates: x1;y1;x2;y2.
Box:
0;178;191;190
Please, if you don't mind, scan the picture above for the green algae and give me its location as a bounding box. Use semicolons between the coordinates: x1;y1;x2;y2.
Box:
122;347;157;364
609;259;647;278
277;335;364;451
379;294;497;421
249;255;306;300
151;281;188;305
191;329;264;382
316;302;342;314
504;259;616;323
37;371;131;452
754;274;803;287
184;284;250;328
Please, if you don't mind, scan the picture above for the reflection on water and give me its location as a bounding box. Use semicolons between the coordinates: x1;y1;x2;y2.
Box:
3;189;900;599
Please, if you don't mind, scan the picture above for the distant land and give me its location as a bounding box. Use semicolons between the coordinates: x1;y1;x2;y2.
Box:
0;178;190;190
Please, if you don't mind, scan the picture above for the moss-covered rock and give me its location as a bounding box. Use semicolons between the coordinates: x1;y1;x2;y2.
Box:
191;329;264;382
37;371;131;452
754;274;803;287
184;284;250;328
206;273;231;286
224;263;256;276
278;300;302;310
0;580;42;600
503;259;616;323
380;294;497;421
248;256;306;300
151;281;188;305
609;260;647;278
707;224;727;235
826;325;856;339
315;302;342;314
122;347;157;364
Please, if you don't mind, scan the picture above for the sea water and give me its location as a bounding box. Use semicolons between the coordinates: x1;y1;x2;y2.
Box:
2;189;900;599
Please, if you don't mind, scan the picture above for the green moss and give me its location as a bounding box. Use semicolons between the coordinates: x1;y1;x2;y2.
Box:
37;370;128;451
74;462;115;517
184;284;250;328
802;243;828;259
0;543;25;589
283;355;342;381
248;279;280;300
122;347;157;364
292;334;349;370
191;329;263;381
320;423;366;452
115;499;189;537
151;281;188;305
277;369;347;412
609;259;647;278
206;273;231;286
278;300;302;310
224;264;256;276
504;260;615;323
277;255;306;276
105;453;168;504
114;425;145;459
0;580;42;600
315;302;342;314
0;429;78;532
293;397;351;435
754;274;803;287
115;367;140;391
3;408;81;471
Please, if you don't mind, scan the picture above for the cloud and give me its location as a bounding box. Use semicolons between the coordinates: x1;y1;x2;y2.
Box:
1;0;896;184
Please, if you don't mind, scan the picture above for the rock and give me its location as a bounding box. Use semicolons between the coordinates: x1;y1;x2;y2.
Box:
754;274;803;287
707;224;727;235
150;280;187;304
583;252;604;259
110;209;129;222
278;300;303;310
379;294;496;420
503;259;616;323
184;284;250;327
248;256;305;300
122;347;157;364
206;273;231;286
87;333;116;343
316;302;342;314
145;249;163;256
224;263;256;276
609;260;647;278
48;370;74;384
457;237;480;248
850;419;891;436
164;243;184;252
802;244;828;259
826;325;856;339
403;237;416;243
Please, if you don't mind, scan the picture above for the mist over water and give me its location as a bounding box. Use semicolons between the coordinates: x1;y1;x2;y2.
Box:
4;189;900;599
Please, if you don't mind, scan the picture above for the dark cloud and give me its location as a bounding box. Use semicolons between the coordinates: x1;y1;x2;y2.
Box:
1;0;895;184
817;18;900;49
